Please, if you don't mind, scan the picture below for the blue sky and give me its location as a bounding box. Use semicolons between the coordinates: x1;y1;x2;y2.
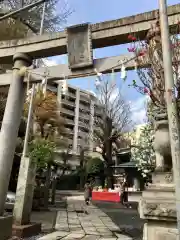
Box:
48;0;180;124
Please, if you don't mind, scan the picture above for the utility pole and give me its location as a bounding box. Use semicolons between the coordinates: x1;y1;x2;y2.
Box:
22;84;35;158
159;0;180;236
19;1;47;158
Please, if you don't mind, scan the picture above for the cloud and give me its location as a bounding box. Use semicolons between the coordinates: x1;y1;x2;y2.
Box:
131;95;149;125
42;55;68;66
43;58;58;66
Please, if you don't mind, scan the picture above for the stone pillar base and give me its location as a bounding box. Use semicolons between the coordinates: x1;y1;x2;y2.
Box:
143;222;178;240
139;172;177;240
12;223;41;238
0;215;13;240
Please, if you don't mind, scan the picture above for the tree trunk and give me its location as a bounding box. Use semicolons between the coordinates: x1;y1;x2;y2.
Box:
94;176;101;186
51;177;57;205
106;165;114;189
106;139;114;189
102;116;114;189
103;150;113;189
44;164;51;209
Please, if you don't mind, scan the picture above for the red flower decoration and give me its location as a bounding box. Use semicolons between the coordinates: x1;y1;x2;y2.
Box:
131;36;137;41
127;47;136;52
144;88;149;94
138;51;145;56
128;34;133;40
170;44;175;49
127;34;137;41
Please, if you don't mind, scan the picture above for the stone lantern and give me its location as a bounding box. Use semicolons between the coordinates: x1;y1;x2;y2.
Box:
139;14;177;240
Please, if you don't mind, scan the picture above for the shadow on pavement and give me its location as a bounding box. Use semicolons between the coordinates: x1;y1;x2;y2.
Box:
93;201;145;240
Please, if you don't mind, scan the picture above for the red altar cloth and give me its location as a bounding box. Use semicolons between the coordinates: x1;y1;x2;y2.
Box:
92;191;120;203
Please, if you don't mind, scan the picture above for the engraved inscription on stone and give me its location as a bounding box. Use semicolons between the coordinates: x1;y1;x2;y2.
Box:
66;24;93;69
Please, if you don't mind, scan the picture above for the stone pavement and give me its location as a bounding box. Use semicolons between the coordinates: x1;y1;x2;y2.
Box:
38;200;132;240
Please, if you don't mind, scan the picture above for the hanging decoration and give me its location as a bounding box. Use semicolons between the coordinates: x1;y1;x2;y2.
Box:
41;68;49;97
24;53;137;94
95;77;101;88
134;61;138;72
42;76;47;96
94;68;102;78
62;76;68;95
110;68;116;87
120;62;127;81
94;68;102;89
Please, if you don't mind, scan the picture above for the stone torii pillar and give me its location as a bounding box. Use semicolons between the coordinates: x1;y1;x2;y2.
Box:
0;53;32;240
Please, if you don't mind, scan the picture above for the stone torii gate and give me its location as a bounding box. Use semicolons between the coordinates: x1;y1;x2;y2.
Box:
0;4;179;240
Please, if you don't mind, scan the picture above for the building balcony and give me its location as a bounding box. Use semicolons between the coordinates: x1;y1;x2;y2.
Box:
61;99;75;108
79;112;90;121
77;134;90;143
66;91;76;99
94;108;103;116
78;121;89;130
80;94;91;104
79;104;90;113
65;119;75;126
78;131;89;138
61;108;75;116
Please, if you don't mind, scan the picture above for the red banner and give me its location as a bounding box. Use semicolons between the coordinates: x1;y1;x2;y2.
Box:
92;191;121;203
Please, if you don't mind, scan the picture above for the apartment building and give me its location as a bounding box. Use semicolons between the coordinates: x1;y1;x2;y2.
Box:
48;83;101;154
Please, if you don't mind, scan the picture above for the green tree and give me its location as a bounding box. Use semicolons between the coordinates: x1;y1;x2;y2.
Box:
86;157;104;176
28;138;56;169
56;147;72;177
26;89;67;208
131;124;155;181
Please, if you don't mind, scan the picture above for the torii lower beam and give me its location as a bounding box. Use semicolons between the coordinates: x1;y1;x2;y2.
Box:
0;54;142;86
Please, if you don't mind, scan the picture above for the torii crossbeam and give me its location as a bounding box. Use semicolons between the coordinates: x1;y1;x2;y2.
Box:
0;4;179;87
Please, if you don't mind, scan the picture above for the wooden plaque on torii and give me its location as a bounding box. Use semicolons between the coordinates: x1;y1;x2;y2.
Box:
66;23;93;70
